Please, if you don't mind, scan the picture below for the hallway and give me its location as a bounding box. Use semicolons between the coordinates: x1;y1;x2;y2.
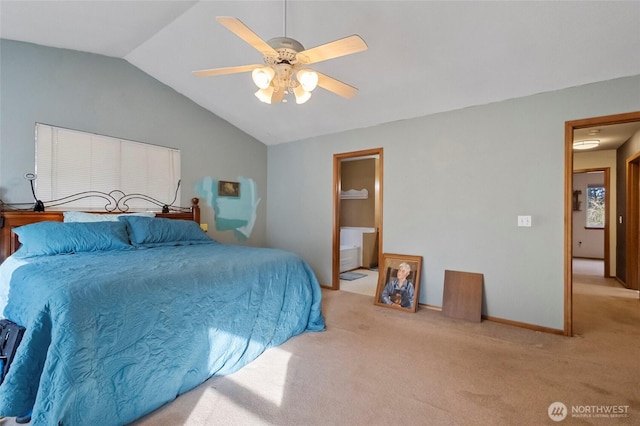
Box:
572;258;639;337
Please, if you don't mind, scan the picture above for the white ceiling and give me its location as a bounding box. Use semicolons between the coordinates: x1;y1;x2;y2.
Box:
574;121;640;151
2;1;639;146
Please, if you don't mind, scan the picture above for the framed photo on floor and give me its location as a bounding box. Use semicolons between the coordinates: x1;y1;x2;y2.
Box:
374;253;422;313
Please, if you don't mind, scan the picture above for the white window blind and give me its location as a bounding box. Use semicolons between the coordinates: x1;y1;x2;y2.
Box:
35;123;181;211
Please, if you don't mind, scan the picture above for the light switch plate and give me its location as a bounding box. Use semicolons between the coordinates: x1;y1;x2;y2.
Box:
517;216;532;227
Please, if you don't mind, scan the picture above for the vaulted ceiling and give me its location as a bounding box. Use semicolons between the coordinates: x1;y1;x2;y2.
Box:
2;1;639;146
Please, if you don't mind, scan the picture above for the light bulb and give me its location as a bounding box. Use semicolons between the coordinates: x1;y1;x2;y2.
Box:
252;67;275;89
293;85;312;104
255;86;274;104
297;69;318;92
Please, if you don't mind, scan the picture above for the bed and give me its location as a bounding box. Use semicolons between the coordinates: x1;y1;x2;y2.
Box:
0;198;325;425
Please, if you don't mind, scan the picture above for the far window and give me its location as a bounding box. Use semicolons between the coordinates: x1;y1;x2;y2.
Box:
586;185;605;228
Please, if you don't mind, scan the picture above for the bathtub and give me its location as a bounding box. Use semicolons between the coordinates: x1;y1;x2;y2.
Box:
340;227;377;270
340;245;360;273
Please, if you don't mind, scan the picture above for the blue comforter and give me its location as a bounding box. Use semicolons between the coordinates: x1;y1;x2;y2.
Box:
0;243;324;425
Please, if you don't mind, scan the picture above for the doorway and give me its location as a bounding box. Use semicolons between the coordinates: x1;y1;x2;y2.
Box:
572;168;610;277
564;111;640;336
331;148;383;290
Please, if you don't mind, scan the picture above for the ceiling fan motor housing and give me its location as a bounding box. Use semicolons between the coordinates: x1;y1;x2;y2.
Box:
265;37;304;65
263;37;307;92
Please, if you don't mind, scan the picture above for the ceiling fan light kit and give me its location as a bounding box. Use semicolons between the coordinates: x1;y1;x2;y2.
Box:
255;86;275;104
251;67;275;89
297;69;319;92
293;84;311;104
193;16;367;105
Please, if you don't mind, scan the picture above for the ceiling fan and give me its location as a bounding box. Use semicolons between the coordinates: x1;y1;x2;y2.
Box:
193;16;368;104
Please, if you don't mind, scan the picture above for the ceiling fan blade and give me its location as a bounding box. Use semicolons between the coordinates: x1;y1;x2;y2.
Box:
216;16;278;57
192;64;262;77
316;72;358;99
296;35;367;65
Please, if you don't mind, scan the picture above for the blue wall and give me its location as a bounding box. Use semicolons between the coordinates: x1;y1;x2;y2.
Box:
267;75;640;331
0;40;267;245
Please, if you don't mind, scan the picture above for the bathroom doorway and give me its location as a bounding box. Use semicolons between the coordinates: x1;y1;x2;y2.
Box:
332;148;383;291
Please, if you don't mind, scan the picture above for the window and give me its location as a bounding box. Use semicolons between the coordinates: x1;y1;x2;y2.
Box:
35;123;180;210
586;185;605;228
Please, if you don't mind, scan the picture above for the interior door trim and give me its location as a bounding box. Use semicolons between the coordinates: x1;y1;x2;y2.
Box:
331;148;384;290
626;151;640;291
564;111;640;336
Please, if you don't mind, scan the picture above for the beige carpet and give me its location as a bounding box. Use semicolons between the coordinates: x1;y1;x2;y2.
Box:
129;260;638;426
3;261;638;425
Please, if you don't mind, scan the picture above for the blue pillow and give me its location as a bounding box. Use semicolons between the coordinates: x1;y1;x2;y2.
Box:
13;221;132;258
118;216;213;247
63;211;156;222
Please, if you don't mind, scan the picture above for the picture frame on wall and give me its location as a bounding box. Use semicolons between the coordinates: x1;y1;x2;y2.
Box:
374;253;422;313
218;181;240;197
